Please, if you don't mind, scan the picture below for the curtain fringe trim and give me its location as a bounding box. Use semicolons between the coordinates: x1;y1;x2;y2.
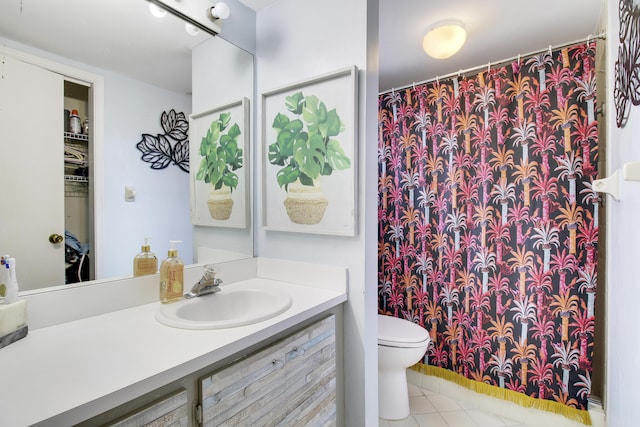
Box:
410;364;592;426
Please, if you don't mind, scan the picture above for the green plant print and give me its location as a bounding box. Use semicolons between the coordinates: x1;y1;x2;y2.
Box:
196;112;243;191
268;92;351;191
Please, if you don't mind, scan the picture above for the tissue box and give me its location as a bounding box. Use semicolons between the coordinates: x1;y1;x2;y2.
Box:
0;299;28;349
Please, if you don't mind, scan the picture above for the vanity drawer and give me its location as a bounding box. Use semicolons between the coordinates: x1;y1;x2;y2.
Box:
198;315;336;426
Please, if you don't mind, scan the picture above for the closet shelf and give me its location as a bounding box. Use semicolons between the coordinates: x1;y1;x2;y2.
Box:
64;175;88;183
64;132;89;142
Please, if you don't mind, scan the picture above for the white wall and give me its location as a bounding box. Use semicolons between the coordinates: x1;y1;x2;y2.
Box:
191;36;255;262
80;0;260;278
102;73;193;277
216;0;257;54
605;0;640;425
255;1;379;425
0;36;194;280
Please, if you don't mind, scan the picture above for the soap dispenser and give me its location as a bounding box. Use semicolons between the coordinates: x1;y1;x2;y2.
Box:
0;255;7;298
133;237;158;277
3;257;19;305
159;240;184;304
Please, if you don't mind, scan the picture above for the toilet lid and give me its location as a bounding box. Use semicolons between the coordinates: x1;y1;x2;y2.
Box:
378;315;431;347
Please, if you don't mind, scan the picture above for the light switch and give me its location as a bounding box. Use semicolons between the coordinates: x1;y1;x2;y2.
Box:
125;185;136;202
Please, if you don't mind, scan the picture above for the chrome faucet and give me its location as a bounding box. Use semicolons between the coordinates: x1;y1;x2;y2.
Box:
185;265;222;299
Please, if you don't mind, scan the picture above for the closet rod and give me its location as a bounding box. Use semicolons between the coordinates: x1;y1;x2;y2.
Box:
379;32;606;95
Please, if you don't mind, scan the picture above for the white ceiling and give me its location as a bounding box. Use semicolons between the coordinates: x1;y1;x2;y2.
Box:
236;0;605;92
378;0;605;92
0;0;605;95
237;0;278;10
0;0;210;94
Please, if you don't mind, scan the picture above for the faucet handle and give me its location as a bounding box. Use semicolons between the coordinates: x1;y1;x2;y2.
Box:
202;264;219;280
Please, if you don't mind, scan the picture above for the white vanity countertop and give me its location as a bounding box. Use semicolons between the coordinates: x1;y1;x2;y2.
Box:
0;276;346;427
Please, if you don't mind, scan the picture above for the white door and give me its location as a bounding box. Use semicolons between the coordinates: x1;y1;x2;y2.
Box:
0;54;65;290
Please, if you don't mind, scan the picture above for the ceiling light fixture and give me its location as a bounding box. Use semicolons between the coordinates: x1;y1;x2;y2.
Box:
207;2;231;21
185;22;200;36
149;3;167;18
147;0;229;37
422;20;466;59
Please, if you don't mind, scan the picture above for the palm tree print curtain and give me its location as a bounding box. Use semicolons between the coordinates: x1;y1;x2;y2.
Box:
378;43;598;412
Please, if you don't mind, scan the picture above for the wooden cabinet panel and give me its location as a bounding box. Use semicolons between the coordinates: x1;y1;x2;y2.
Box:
199;315;336;426
107;388;189;427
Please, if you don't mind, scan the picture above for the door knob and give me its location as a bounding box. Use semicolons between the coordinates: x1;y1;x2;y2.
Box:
49;233;64;244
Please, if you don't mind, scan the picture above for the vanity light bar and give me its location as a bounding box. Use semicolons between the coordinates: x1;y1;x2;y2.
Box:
147;0;222;37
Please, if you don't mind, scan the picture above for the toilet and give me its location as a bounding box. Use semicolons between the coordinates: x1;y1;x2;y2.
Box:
378;314;431;420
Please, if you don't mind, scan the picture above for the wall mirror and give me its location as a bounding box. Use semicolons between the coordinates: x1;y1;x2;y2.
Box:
0;0;254;292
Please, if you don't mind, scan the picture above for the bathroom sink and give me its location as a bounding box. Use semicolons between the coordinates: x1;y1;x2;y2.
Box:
155;287;293;329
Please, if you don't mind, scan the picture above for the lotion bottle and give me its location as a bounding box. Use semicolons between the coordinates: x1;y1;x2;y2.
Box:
133;237;158;277
159;240;184;303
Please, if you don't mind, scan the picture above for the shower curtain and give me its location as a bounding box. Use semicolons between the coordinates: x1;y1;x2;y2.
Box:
378;43;598;419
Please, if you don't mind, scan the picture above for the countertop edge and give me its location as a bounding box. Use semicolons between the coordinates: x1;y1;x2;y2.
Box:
24;283;347;427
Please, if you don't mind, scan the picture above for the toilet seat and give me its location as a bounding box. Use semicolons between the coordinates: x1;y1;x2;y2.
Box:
378;315;430;348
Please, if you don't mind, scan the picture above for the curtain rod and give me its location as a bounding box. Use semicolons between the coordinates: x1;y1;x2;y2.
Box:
379;32;606;95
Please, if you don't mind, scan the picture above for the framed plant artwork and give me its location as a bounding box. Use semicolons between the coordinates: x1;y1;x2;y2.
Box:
190;98;250;228
262;66;358;236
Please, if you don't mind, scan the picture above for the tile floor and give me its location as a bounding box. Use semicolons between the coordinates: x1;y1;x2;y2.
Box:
378;382;526;427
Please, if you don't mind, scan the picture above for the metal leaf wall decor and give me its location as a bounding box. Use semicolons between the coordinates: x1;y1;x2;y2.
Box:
136;109;190;172
614;0;640;128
